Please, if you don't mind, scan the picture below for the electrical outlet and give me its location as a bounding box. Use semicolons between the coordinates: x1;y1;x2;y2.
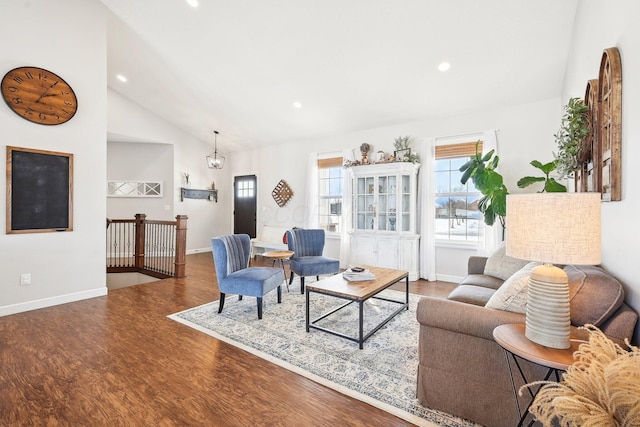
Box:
20;273;31;286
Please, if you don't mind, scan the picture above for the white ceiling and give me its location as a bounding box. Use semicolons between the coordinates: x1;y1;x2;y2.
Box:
101;0;579;152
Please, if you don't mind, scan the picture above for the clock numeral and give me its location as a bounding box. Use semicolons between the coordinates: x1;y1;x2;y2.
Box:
63;100;74;107
38;112;47;121
11;97;22;105
24;107;34;116
24;71;34;79
12;76;23;84
38;72;47;80
61;90;69;95
53;113;61;121
6;86;18;93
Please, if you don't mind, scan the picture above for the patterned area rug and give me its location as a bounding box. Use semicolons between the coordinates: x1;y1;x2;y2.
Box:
169;279;478;427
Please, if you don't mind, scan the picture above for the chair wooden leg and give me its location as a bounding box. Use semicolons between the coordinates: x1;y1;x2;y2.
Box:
316;275;319;281
257;297;263;319
289;271;294;285
218;293;226;313
238;295;243;301
300;277;305;294
277;286;282;303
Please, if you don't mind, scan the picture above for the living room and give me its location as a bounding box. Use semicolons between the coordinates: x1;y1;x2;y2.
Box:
1;0;640;425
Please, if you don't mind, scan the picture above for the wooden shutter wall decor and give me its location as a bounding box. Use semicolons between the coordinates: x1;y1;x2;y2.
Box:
575;79;600;193
574;46;622;202
598;47;622;202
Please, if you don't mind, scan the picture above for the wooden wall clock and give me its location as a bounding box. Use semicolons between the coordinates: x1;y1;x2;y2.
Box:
1;66;77;125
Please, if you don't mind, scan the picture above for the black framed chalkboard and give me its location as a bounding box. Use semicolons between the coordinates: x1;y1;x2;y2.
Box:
6;146;73;234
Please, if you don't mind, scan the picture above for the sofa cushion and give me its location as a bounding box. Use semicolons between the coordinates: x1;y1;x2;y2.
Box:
485;262;540;313
566;265;625;327
447;285;496;306
458;273;504;290
483;244;530;280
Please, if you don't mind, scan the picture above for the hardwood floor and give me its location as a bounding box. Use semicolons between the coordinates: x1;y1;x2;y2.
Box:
0;253;456;426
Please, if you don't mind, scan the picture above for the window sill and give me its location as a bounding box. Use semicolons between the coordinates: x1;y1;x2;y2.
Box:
435;239;479;250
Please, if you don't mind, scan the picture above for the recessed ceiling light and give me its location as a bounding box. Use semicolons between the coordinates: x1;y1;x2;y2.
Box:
293;101;302;109
116;74;128;82
186;0;198;7
438;62;451;72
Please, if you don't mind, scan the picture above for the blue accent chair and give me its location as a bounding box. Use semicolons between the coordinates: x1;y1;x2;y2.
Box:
286;228;340;294
211;234;284;319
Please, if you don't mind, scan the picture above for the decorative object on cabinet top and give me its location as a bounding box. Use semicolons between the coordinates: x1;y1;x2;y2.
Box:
271;179;294;207
344;136;420;167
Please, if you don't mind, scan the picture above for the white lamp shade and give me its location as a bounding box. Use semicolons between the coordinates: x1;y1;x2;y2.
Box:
506;193;601;266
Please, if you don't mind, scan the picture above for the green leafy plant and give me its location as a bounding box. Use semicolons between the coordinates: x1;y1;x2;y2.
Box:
459;142;508;227
554;97;589;179
517;160;567;192
393;135;413;150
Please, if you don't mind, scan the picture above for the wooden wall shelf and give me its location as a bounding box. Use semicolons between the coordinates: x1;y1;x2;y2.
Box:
180;187;217;202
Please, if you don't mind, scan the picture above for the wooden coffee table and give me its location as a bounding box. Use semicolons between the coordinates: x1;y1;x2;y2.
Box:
305;266;409;349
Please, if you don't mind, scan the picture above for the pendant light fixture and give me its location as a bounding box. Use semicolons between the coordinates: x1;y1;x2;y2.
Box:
206;130;225;169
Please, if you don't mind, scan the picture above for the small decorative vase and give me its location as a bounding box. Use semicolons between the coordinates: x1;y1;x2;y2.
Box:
361;151;369;164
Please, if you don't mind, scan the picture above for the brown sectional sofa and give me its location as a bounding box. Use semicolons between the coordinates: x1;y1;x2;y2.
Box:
416;254;638;427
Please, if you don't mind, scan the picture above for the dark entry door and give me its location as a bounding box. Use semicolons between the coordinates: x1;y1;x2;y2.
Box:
233;174;257;238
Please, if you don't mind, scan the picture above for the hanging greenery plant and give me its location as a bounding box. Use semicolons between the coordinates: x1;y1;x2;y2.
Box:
459;141;508;227
554;97;590;179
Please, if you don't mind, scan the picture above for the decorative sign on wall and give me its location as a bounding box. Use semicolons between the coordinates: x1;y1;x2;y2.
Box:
107;181;162;197
271;179;294;207
6;146;73;233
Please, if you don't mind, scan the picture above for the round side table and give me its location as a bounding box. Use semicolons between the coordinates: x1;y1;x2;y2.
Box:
493;324;584;427
262;250;294;291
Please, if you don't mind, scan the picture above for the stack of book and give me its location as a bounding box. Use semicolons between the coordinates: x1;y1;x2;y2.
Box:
342;268;376;282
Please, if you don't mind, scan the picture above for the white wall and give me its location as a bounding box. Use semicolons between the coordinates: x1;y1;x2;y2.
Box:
231;96;562;280
563;0;640;343
0;0;108;314
107;142;174;220
107;89;232;252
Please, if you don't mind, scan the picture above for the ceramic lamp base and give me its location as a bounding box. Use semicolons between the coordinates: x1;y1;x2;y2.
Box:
525;264;571;349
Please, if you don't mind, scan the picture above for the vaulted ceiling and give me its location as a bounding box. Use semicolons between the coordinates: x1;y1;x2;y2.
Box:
101;0;578;152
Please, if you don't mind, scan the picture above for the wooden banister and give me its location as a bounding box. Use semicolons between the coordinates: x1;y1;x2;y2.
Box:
107;213;188;279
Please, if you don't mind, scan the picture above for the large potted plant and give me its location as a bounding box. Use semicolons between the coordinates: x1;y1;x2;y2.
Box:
459;142;508;228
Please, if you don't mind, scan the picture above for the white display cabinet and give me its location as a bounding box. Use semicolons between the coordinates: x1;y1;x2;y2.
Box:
348;162;420;280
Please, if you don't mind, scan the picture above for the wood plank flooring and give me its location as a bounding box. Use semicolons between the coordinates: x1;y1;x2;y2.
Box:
0;253;456;426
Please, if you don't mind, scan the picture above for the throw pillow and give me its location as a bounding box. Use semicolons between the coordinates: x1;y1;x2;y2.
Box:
483;243;530;280
566;265;625;327
485;262;540;313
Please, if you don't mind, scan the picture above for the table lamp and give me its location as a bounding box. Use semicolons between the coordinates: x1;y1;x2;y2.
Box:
506;193;601;349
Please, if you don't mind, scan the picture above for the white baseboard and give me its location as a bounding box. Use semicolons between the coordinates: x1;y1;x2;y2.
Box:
186;247;212;255
0;287;108;317
435;274;463;284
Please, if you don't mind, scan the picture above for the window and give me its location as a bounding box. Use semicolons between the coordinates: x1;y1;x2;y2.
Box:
434;141;483;241
236;178;254;198
318;156;343;233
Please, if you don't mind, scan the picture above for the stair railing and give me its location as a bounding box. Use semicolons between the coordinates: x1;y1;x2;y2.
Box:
106;213;188;278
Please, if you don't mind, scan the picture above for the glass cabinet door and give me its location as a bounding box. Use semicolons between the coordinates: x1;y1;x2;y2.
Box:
355;177;375;230
401;175;411;231
353;168;413;233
